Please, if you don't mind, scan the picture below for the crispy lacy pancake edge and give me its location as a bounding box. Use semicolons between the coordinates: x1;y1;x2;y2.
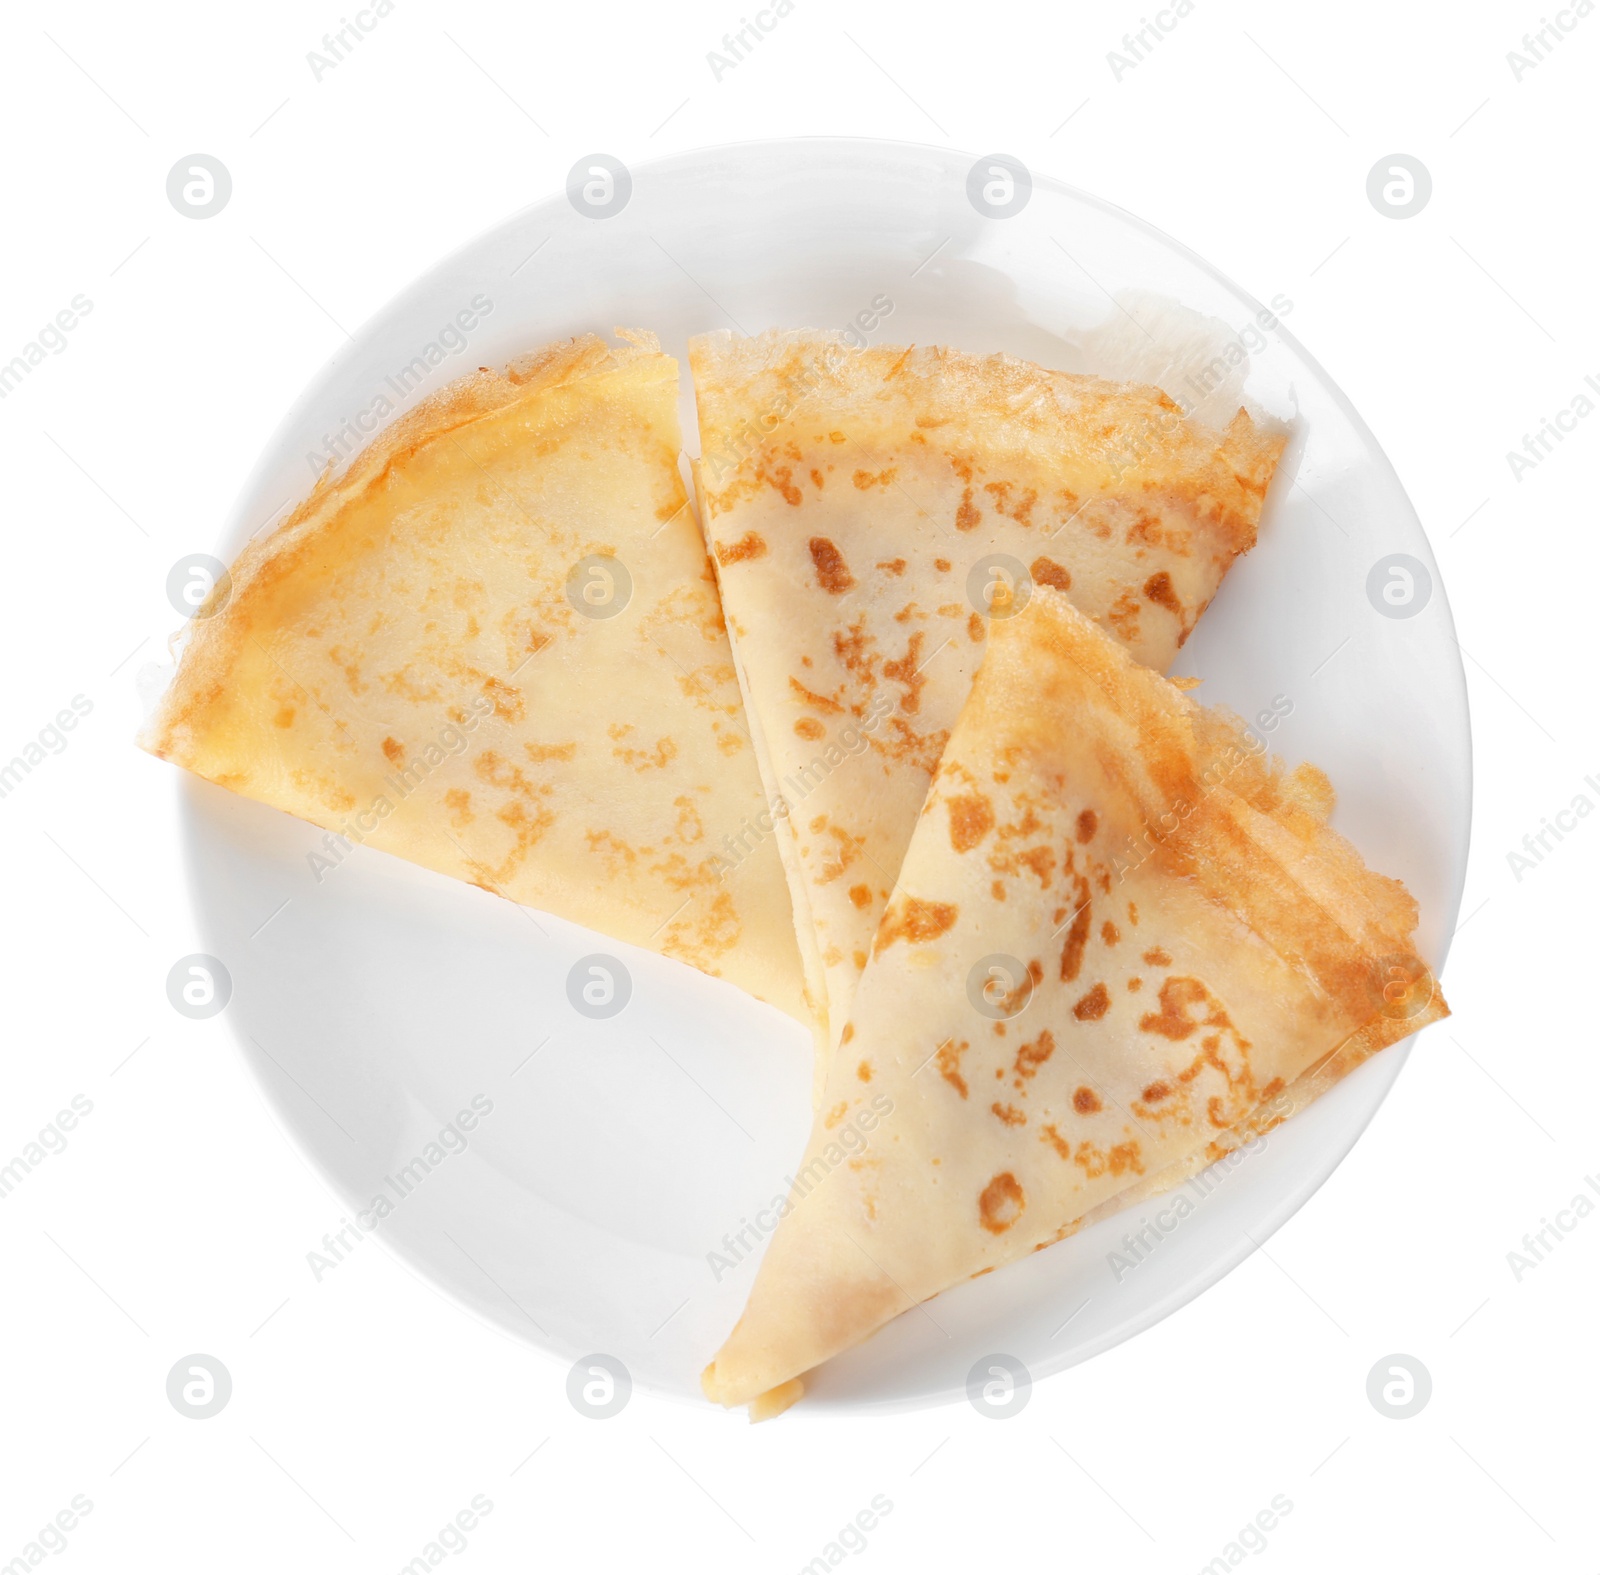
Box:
141;333;658;761
690;327;1288;557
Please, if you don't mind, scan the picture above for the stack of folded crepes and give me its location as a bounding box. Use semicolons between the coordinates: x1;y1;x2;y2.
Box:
141;327;1446;1418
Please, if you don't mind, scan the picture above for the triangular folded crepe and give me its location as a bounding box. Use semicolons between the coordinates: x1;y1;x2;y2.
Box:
690;330;1288;1075
141;333;809;1021
702;587;1447;1408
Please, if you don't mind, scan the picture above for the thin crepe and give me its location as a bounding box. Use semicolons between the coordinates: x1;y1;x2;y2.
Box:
702;587;1447;1408
690;329;1288;1076
141;333;809;1021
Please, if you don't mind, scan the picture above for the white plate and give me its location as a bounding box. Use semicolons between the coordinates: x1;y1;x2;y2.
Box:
176;138;1470;1413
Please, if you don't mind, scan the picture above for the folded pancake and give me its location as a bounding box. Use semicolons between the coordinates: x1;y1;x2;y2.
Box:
141;332;809;1022
702;587;1446;1409
690;329;1288;1079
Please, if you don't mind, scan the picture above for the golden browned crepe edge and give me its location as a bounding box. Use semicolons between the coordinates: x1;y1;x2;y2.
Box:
688;328;1287;558
990;589;1438;1022
140;331;668;763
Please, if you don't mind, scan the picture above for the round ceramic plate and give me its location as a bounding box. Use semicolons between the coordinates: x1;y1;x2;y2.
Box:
177;138;1470;1413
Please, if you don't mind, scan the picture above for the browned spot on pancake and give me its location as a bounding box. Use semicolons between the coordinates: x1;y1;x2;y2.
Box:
1128;901;1139;925
877;557;906;575
381;736;405;763
1058;876;1092;982
1101;920;1120;946
967;611;984;642
1075;1141;1144;1179
471;750;557;881
934;557;951;572
1076;808;1098;843
769;466;802;505
1072;982;1111;1020
828;615;875;694
1143;947;1172;967
1041;1122;1144;1179
715;531;767;565
989;958;1043;1021
1143;570;1182;616
1141;976;1230;1041
955;487;980;531
443;788;473;828
991;1102;1026;1127
525;741;577;763
794;717;825;740
482;675;524;722
1128;976;1143;991
1106;587;1142;643
504;618;552;667
841;1023;854;1044
947;792;995;853
808;536;855;594
1073;1086;1102;1114
1030;555;1072;593
857;1060;872;1082
991;880;1006;901
1143;1080;1171;1103
817;820;868;884
852;948;867;969
984;481;1037;523
881;630;929;715
273;705;295;728
823;1102;847;1130
875;896;958;953
979;1172;1025;1234
672;794;704;844
614;735;677;771
810;468;825;489
852;467;896;489
936;1038;968;1099
1013;1028;1055;1082
789;676;844;714
848;883;872;909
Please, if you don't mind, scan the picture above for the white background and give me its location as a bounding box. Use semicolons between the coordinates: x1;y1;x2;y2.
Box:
1;0;1593;1570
